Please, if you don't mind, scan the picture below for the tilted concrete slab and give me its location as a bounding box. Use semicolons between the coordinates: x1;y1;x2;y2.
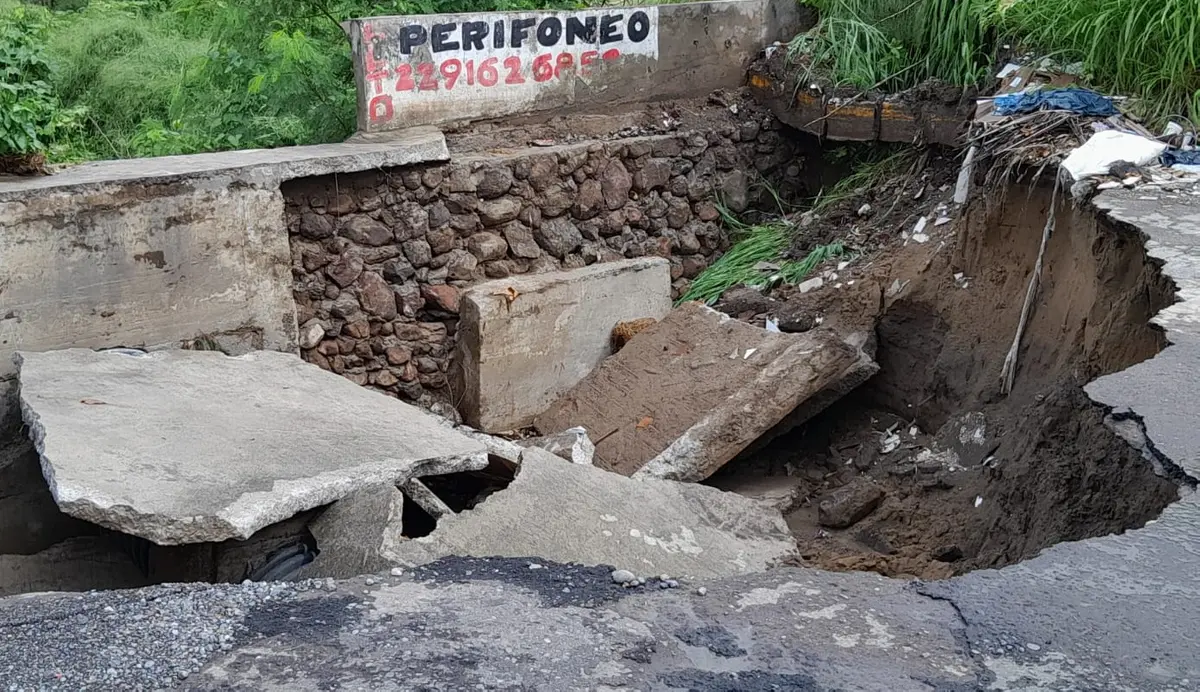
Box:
16;349;487;545
455;257;672;433
385;447;797;578
536;302;874;482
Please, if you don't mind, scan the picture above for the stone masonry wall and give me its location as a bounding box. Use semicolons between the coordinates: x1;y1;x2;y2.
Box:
284;118;802;407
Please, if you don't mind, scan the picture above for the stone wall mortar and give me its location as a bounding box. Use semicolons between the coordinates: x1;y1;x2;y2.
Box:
284;116;801;407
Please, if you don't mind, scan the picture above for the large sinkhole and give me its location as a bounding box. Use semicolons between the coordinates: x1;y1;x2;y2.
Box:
0;133;1191;595
710;176;1191;579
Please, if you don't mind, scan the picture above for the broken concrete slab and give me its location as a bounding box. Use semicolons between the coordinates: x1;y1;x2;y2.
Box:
384;448;797;579
737;329;879;459
456;258;672;433
16;348;487;545
536;302;874;483
294;487;407;580
400;478;453;519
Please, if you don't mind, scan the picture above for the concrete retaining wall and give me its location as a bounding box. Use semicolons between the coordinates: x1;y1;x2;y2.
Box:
0;129;449;430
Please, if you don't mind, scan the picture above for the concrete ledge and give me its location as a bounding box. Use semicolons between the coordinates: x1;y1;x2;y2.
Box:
0;127;448;198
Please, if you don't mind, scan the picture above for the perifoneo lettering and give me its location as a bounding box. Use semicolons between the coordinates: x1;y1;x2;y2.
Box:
392;11;653;55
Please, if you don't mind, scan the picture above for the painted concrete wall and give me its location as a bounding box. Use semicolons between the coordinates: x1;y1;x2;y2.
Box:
349;0;806;131
0;129;449;430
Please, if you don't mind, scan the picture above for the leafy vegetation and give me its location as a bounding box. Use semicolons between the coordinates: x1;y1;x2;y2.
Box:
789;0;993;92
1;0;578;162
791;0;1200;127
0;2;80;158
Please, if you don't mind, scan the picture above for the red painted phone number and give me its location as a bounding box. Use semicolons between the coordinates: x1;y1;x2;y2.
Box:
368;49;621;97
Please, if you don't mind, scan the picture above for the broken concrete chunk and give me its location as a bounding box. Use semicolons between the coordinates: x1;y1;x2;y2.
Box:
16;349;487;545
455;258;672;433
518;427;596;465
536;302;876;483
709;474;808;514
384;448;797;578
400;478;453;519
294;486;407;580
818;479;885;529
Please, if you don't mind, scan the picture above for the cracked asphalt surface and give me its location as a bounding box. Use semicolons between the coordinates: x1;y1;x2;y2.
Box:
0;186;1198;691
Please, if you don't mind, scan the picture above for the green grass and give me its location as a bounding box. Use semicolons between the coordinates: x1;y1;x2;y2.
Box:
792;0;1200;126
790;0;993;92
995;0;1200;125
679;208;847;305
812;145;918;213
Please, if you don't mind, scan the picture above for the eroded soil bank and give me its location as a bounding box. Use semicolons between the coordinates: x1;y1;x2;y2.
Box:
713;172;1187;579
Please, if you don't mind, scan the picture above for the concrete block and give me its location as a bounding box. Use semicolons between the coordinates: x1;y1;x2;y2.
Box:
537;303;875;482
383;448;797;578
295;487;407;580
16;349;487;545
456;258;671;433
709;474;808;514
818;479;885;529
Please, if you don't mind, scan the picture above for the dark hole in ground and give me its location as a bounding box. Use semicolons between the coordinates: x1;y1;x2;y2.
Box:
418;455;519;513
711;179;1192;580
400;494;438;538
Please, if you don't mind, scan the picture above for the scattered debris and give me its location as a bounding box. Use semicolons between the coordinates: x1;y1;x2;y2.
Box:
612;317;659;352
611;569;636;585
1061;131;1167;181
519;427;596;466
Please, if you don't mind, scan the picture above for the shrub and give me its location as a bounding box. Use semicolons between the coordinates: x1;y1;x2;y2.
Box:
0;4;62;156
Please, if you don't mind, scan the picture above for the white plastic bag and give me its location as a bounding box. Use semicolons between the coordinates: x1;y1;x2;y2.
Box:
1061;131;1166;180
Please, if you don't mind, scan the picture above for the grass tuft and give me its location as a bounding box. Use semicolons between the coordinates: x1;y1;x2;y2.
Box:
679;210;847;306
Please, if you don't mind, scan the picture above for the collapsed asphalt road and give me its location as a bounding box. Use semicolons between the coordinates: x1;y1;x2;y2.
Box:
0;557;979;690
0;185;1197;691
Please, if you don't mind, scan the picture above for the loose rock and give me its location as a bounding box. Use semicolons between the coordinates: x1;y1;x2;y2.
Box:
611;569;635;584
818;479;886;529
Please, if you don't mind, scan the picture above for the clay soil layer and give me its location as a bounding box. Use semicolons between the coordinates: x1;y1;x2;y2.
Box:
713;175;1184;580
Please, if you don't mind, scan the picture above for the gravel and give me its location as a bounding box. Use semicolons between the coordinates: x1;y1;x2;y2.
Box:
0;580;322;689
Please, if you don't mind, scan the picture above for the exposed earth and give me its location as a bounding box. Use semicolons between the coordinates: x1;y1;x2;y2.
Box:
710;157;1187;579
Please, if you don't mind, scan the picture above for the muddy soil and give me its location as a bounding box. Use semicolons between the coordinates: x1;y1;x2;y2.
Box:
712;174;1187;579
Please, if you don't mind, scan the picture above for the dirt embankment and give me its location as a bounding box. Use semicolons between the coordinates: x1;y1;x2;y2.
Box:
713;174;1185;579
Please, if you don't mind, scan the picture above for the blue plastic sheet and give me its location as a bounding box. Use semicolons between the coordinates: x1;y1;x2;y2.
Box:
1162;147;1200;166
994;88;1118;117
